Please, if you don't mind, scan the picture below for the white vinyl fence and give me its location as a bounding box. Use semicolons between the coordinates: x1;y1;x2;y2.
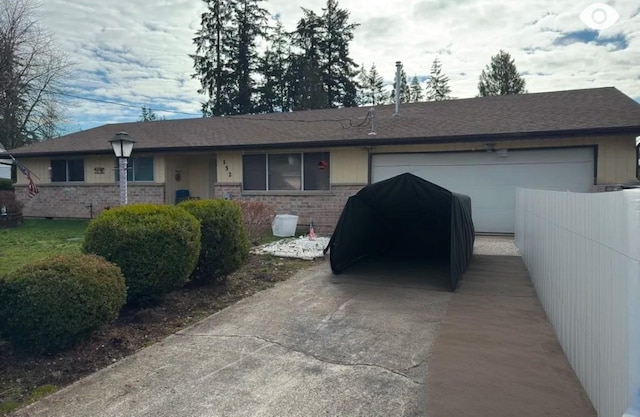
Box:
515;188;640;417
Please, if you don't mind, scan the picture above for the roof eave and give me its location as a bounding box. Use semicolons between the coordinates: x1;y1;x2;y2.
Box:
8;125;640;157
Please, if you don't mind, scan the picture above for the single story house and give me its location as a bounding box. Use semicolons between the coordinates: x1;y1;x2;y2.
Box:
8;87;640;234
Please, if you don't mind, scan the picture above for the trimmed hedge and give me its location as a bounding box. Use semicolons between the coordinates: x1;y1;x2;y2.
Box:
0;189;23;227
82;204;201;303
0;178;14;191
179;199;249;283
0;254;126;354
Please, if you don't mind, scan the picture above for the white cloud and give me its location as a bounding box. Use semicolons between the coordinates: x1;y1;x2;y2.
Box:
32;0;640;132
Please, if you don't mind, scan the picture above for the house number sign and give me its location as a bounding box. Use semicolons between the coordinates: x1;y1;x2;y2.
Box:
223;160;232;178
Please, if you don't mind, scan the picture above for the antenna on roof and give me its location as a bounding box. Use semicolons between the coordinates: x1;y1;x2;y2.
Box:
368;108;377;136
394;61;402;116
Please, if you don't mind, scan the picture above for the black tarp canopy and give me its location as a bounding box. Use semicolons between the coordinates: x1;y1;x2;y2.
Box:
324;173;475;291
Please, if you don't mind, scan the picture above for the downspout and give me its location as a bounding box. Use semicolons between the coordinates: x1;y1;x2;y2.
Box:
394;61;402;116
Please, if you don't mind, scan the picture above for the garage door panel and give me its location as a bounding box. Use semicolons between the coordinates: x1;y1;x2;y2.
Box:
474;208;515;233
371;148;594;233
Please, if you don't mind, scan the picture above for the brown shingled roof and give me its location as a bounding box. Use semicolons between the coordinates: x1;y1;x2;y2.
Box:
9;87;640;156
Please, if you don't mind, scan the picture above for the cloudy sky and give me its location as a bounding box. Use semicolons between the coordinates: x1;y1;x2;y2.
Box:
35;0;639;134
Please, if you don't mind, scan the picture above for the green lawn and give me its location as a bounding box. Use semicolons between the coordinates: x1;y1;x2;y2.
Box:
0;219;88;275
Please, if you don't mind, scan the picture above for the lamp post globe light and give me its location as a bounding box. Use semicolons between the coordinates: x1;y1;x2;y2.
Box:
109;132;135;205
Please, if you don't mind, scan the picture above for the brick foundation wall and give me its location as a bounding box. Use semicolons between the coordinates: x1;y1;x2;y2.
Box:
15;184;165;219
214;183;365;235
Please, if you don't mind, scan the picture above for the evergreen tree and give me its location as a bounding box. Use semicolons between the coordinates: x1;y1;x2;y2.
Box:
357;63;385;105
191;0;235;116
477;50;526;96
191;0;268;116
230;0;269;114
318;0;359;108
389;68;410;104
425;57;451;101
139;106;157;121
288;10;327;110
139;106;165;121
289;0;359;110
256;19;292;113
409;75;424;102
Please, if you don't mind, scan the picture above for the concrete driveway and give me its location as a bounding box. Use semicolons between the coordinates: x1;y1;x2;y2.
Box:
13;246;595;417
15;259;451;417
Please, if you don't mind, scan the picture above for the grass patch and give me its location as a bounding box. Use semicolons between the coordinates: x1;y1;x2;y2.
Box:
0;219;88;275
0;218;324;415
0;239;323;415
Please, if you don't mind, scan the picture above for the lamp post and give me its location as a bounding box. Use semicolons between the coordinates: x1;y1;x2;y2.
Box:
109;132;135;205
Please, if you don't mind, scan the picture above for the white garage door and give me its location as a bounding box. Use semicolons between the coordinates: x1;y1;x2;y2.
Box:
371;148;595;233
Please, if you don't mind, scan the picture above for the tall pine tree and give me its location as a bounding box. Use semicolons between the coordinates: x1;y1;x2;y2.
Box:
319;0;359;108
191;0;235;116
256;19;292;113
230;0;269;114
289;0;359;110
409;75;424;102
425;57;451;101
357;63;385;105
191;0;268;115
288;10;327;110
389;68;410;104
477;50;526;96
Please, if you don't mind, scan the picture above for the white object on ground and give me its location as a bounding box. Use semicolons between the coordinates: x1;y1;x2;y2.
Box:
253;235;518;259
272;214;299;237
473;236;520;256
252;236;330;260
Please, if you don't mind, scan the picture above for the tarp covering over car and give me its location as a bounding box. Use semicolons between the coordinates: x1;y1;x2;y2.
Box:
324;173;475;291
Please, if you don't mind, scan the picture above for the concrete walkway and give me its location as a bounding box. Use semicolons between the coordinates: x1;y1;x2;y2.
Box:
13;254;595;416
427;255;596;416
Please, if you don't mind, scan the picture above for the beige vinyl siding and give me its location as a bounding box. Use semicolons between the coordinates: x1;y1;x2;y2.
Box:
217;152;243;184
373;134;637;184
164;157;182;204
85;154;166;184
16;154;167;185
85;156;116;183
14;158;50;185
330;148;368;184
187;158;210;199
164;154;214;204
153;155;165;183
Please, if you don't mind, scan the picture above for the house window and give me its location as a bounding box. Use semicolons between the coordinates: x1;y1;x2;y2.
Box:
242;152;330;191
51;159;84;182
115;157;154;182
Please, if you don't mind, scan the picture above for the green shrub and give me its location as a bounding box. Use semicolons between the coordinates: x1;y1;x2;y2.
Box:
0;189;22;227
82;204;201;303
179;199;249;283
0;178;14;191
0;254;126;354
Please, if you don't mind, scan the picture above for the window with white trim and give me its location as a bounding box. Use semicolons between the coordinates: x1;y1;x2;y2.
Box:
51;159;84;182
242;152;330;191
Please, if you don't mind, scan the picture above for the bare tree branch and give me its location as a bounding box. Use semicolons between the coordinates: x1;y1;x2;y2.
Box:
0;0;72;149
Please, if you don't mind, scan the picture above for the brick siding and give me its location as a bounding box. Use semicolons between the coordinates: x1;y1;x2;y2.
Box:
214;183;364;235
15;184;165;219
14;182;362;234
